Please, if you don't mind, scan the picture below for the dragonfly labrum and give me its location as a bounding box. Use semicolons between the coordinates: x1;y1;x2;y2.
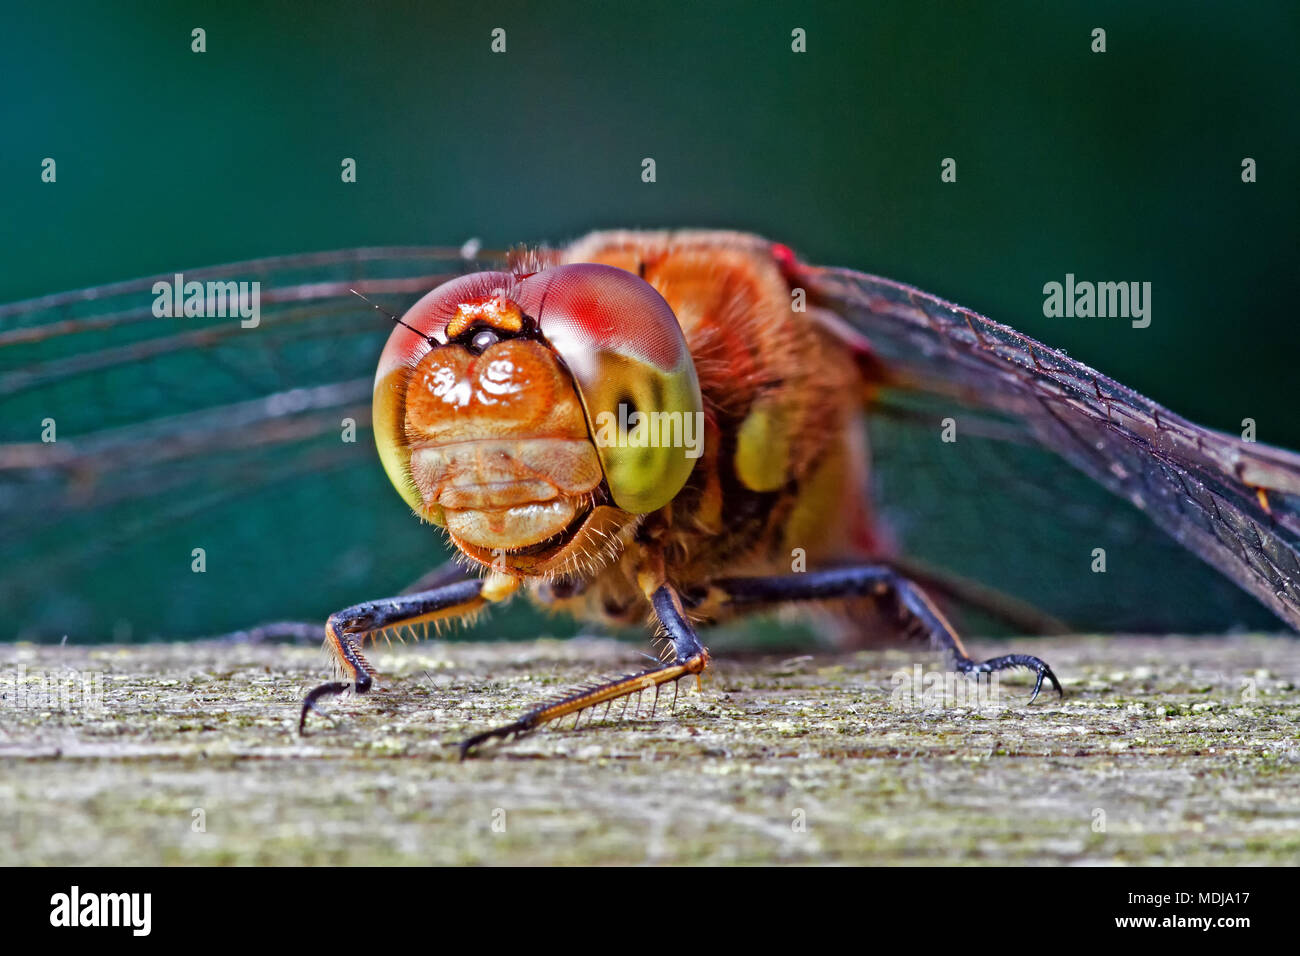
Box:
3;231;1297;754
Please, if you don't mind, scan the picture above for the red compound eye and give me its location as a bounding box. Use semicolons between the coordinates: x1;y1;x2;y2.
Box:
509;264;703;514
509;263;688;377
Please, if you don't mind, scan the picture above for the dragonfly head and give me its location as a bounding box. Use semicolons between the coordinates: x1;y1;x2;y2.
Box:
373;263;704;576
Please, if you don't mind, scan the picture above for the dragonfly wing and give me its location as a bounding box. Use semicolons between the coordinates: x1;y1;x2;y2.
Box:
797;263;1300;632
0;246;505;638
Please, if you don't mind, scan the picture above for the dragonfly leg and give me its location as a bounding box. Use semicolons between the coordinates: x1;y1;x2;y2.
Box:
298;574;514;735
458;583;710;759
714;567;1064;701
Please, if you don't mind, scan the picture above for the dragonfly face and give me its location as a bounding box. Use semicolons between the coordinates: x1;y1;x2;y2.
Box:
371;263;703;577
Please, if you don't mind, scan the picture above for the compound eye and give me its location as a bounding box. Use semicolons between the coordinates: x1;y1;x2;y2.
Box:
510;264;705;514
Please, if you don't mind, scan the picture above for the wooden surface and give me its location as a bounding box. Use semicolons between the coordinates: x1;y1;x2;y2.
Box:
2;634;1298;865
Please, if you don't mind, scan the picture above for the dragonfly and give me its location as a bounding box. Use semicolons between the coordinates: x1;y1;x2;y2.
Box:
3;230;1298;755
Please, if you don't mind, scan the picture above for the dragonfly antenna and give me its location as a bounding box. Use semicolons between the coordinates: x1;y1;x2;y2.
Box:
350;288;437;344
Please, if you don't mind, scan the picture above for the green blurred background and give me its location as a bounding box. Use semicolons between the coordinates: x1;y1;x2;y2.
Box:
1;1;1297;641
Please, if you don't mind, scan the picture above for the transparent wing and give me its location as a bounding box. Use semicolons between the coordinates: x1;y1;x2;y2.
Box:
0;246;507;640
797;262;1300;632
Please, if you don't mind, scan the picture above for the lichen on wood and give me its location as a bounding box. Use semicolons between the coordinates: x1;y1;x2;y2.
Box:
1;635;1298;865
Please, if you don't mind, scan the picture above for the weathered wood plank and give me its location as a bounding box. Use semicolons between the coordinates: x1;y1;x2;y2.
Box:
2;636;1298;865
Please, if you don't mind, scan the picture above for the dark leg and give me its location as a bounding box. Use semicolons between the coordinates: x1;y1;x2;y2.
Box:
299;576;490;734
458;584;710;759
715;566;1063;701
399;562;484;595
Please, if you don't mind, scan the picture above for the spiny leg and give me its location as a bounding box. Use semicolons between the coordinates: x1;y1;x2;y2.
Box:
225;568;482;653
299;574;514;734
714;566;1063;701
458;584;710;759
